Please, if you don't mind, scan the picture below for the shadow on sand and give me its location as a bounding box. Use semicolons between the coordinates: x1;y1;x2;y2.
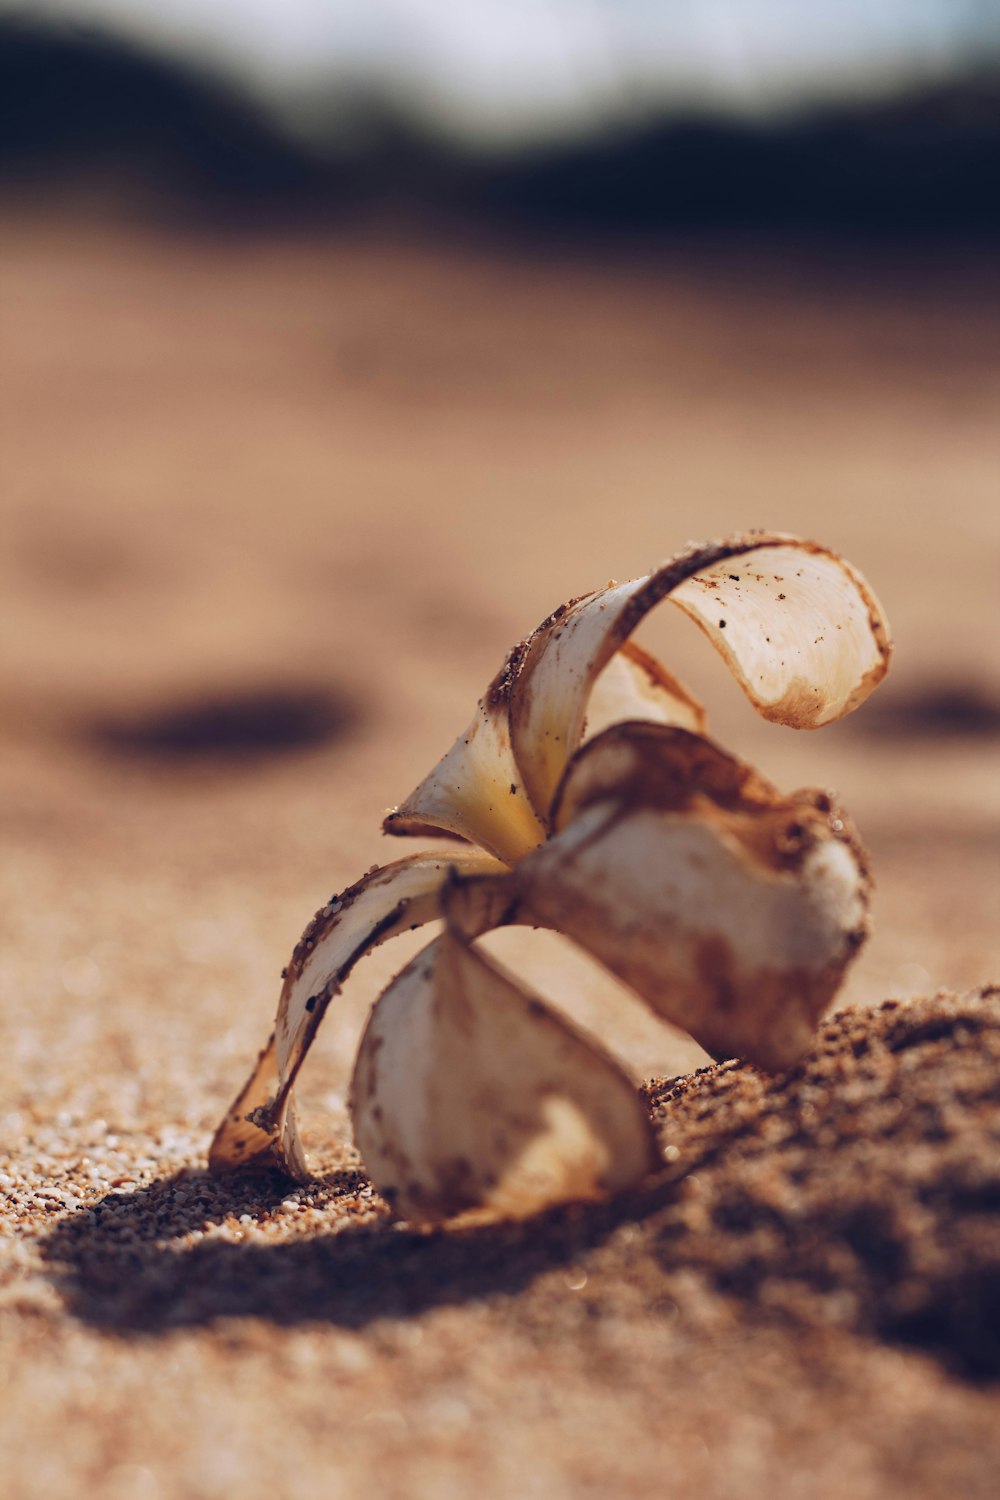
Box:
39;1160;685;1335
39;993;1000;1383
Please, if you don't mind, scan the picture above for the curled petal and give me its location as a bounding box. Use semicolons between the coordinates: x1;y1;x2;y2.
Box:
668;541;890;729
210;850;505;1177
206;1032;308;1180
350;931;659;1223
516;723;871;1073
383;646;546;864
584;640;706;744
387;533;890;846
510;533;891;820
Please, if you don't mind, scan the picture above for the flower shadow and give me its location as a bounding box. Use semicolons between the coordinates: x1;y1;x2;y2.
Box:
39;1162;685;1336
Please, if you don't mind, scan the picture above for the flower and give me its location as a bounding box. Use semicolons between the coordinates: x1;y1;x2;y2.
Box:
210;531;890;1222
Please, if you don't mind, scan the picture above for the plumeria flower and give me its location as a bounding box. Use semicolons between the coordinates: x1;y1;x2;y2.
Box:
211;532;891;1223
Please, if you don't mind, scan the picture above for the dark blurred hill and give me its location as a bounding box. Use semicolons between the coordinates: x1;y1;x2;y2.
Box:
472;78;1000;236
1;16;998;235
0;18;328;209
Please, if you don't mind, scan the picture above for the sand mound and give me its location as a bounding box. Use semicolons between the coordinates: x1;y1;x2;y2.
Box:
36;987;1000;1387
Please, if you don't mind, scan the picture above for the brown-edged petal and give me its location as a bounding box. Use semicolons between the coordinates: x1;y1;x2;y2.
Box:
514;722;871;1073
209;850;506;1178
510;532;891;821
383;644;547;865
350;931;660;1223
385;533;889;850
584;640;706;744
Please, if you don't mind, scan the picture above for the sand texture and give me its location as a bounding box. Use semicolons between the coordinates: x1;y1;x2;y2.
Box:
1;215;998;1499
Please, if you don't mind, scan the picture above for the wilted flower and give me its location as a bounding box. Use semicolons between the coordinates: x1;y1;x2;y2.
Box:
211;531;890;1222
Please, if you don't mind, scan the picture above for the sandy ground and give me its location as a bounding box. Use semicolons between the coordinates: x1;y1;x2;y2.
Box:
1;212;998;1499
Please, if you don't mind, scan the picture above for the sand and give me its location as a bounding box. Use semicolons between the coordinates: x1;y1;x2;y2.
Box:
1;212;998;1499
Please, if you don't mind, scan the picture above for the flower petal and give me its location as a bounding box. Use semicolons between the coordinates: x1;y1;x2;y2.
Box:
209;850;506;1177
206;1031;308;1179
385;534;889;848
516;722;871;1073
350;931;659;1223
383;645;547;865
584;640;706;743
668;540;891;728
510;532;891;820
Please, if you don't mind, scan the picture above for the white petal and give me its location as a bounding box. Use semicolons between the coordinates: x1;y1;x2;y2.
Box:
209;850;505;1177
206;1033;309;1179
518;723;871;1073
351;932;659;1223
383;647;546;864
584;640;706;743
510;532;891;820
669;541;890;728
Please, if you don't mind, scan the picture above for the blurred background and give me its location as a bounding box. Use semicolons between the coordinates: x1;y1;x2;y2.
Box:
1;1;998;1121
